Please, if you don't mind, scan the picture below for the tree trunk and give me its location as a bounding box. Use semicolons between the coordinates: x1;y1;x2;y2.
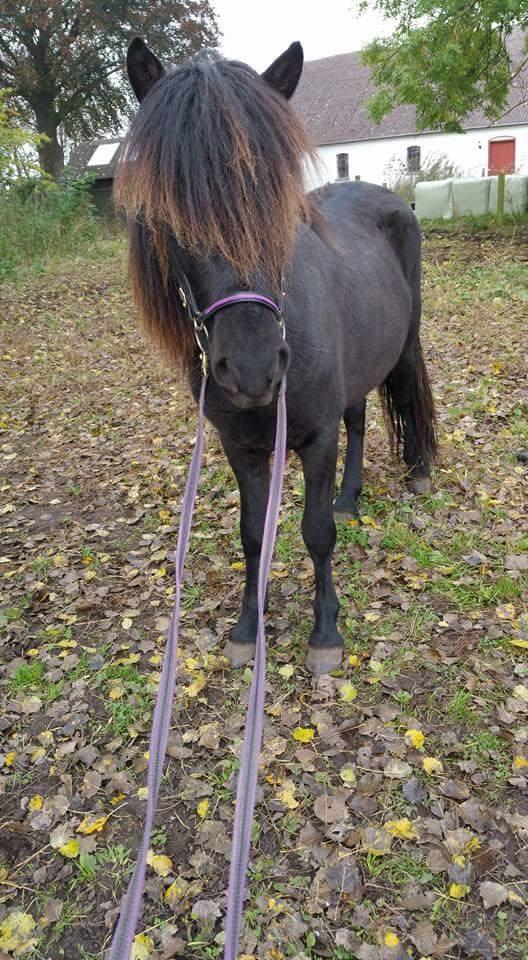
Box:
34;96;64;180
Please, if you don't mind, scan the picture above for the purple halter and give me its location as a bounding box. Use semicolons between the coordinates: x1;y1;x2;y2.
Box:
176;272;286;362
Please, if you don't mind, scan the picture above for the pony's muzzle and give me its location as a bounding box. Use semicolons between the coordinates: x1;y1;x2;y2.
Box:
213;343;290;409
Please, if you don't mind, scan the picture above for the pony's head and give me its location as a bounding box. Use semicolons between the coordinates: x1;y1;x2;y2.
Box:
115;38;317;405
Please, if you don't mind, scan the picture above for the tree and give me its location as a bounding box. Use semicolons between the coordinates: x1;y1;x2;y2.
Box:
0;1;219;179
360;1;528;132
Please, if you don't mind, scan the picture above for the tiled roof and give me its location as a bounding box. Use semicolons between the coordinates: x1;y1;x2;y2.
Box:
292;30;528;145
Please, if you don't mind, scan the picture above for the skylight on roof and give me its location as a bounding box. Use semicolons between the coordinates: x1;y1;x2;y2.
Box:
87;142;120;167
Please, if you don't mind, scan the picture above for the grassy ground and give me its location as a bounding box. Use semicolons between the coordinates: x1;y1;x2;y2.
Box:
0;227;527;960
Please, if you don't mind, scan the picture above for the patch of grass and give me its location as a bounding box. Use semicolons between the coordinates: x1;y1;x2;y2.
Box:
9;660;45;692
447;689;475;724
365;851;433;888
182;583;203;610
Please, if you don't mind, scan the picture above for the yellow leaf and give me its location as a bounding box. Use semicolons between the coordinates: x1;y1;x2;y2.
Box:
276;781;299;809
361;826;392;856
364;611;380;623
510;638;528;650
348;654;361;667
292;727;315;743
5;751;15;768
111;792;126;805
452;855;466;867
360;514;381;529
384;818;417;840
513;756;528;769
339;763;357;786
405;729;425;750
339;682;357;702
27;648;40;658
186;670;206;698
278;664;295;679
513;685;528;702
422;756;444;775
496;603;516;620
197;799;210;819
109;683;124;700
77;815;108;835
147;850;173;877
121;617;133;630
158;509;171;522
450;883;470;899
231;561;245;571
131;933;154;960
59;839;80;858
28;795;44;812
31;746;46;762
165;879;188;904
0;911;37;954
369;659;383;673
137;786;148;799
384;932;400;948
149;654;162;666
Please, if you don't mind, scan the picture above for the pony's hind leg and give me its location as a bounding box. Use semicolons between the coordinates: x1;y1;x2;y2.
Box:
379;337;437;494
300;430;344;675
221;438;270;668
334;399;366;519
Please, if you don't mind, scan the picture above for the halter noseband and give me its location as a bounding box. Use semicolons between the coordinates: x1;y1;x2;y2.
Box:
176;270;286;373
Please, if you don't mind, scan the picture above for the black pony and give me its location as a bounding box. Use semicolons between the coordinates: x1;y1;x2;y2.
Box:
116;39;437;675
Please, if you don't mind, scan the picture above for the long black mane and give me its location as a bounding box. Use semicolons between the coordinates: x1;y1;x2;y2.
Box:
115;51;318;364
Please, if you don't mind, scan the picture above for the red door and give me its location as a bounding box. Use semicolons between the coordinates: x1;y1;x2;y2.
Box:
488;138;516;175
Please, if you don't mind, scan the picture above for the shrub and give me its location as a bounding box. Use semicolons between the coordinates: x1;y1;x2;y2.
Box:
384;152;462;203
0;175;101;281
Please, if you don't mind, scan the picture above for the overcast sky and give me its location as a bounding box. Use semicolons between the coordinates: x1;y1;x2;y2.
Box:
214;0;395;70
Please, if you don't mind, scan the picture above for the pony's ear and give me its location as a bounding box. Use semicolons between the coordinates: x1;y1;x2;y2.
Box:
262;42;304;99
127;38;164;102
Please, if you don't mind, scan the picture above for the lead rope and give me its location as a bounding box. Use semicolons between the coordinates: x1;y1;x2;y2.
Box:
108;371;287;960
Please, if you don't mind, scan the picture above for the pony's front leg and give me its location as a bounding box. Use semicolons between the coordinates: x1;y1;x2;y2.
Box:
300;431;344;675
221;438;270;668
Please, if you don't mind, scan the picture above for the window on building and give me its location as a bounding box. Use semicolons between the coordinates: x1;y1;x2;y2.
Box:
336;153;349;180
407;145;421;172
87;142;121;167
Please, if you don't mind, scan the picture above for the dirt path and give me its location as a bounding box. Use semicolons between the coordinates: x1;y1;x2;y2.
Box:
1;232;527;960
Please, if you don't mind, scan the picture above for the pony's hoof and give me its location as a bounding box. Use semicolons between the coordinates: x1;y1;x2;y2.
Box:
305;646;343;676
223;640;256;668
334;508;359;523
406;476;432;495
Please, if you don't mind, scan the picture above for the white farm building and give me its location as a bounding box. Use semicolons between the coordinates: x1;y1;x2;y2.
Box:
292;31;528;189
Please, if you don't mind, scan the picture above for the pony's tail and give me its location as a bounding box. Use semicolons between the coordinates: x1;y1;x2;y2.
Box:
379;336;437;468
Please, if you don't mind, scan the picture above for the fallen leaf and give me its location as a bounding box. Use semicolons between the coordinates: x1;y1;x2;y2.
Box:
293;727;315;743
59;839;80;859
405;729;425;750
361;826;392;856
384;818;417;840
147;851;173;877
422;756;444;775
77;815;108;835
314;793;347;824
0;911;38;955
131;933;154;959
479;881;509;909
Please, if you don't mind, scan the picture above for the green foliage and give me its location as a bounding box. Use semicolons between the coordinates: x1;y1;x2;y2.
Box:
361;3;528;130
384;151;461;203
0;1;219;177
0;89;47;186
0;175;100;281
